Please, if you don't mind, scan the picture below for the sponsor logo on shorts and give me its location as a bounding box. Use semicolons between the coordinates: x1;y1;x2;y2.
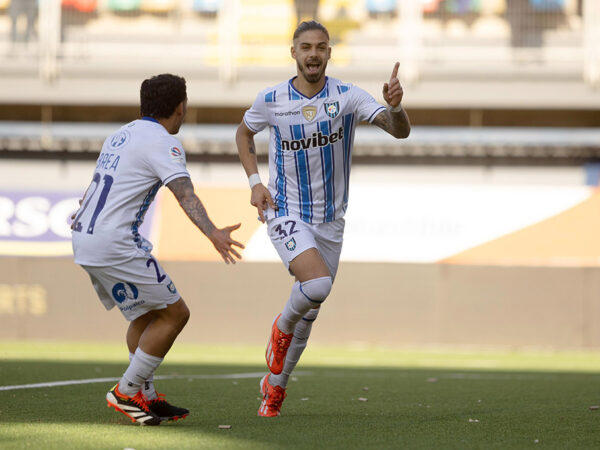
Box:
167;281;177;294
111;282;139;304
324;101;339;118
170;146;184;162
285;237;297;251
119;300;146;312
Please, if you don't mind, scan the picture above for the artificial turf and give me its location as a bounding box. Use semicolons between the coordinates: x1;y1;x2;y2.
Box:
1;341;600;449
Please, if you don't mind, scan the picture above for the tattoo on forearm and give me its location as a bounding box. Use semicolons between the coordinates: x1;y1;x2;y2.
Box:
167;177;216;236
248;138;256;155
373;109;411;138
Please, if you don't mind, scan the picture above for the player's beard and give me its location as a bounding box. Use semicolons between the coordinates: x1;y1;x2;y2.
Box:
297;59;328;84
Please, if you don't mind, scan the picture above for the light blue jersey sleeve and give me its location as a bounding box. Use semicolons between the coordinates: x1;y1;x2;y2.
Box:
350;85;387;124
243;90;270;133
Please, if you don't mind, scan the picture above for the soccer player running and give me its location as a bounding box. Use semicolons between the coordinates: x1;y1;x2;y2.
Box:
236;21;411;417
72;74;243;426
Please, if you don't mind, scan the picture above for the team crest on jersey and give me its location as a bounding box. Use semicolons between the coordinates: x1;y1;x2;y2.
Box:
109;130;131;150
285;237;297;251
167;281;177;294
324;102;339;118
302;106;317;122
170;146;184;162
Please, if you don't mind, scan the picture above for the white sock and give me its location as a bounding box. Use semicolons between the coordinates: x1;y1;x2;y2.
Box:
277;277;331;334
270;307;319;388
129;351;157;400
119;347;163;397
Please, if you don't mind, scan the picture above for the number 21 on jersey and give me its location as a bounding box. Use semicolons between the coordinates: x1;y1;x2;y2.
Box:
72;172;113;235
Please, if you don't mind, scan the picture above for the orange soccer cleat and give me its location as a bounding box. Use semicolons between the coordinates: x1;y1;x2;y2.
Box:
265;314;293;375
258;373;287;417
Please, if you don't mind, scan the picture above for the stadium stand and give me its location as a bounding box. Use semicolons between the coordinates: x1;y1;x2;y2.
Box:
0;0;598;145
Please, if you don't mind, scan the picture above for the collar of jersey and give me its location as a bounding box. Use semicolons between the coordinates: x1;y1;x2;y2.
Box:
141;116;160;124
288;76;328;100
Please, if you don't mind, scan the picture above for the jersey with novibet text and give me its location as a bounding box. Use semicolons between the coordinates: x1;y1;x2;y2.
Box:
71;118;190;266
244;76;386;224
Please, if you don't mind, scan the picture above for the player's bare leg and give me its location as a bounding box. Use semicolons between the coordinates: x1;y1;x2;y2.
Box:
289;247;330;282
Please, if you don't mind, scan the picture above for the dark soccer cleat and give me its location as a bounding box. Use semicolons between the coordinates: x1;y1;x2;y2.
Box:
147;393;189;421
106;384;161;426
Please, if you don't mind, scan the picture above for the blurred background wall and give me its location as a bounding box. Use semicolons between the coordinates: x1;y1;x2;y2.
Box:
1;0;599;349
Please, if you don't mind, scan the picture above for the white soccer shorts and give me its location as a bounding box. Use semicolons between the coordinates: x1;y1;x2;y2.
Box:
267;215;345;279
81;253;180;321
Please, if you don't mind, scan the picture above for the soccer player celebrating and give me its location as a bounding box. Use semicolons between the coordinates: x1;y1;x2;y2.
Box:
236;21;411;417
72;74;243;425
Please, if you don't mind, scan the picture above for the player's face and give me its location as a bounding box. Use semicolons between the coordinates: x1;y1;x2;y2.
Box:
292;30;331;84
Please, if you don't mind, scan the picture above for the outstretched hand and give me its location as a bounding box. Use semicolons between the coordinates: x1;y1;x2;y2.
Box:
209;223;244;264
382;62;404;107
251;184;276;223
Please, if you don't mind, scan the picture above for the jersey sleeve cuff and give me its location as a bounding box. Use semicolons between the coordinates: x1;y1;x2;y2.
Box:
162;172;190;185
367;106;387;123
243;116;261;133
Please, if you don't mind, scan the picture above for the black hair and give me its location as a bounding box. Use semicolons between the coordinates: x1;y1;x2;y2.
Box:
293;20;329;41
140;74;187;119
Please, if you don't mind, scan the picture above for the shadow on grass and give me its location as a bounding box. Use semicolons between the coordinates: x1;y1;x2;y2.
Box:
1;360;600;449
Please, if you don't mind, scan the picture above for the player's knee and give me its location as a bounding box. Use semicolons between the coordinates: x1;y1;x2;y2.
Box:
170;299;190;330
299;276;332;305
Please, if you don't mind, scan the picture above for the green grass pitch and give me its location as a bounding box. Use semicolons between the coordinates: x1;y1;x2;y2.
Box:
2;341;600;449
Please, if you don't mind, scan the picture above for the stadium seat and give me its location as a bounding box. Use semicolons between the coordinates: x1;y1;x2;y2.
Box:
422;0;443;13
365;0;396;14
140;0;177;13
193;0;220;14
444;0;482;14
62;0;98;13
529;0;564;12
107;0;141;12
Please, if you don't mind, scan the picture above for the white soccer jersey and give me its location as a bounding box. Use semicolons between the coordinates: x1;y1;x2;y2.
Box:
244;76;386;224
72;118;190;266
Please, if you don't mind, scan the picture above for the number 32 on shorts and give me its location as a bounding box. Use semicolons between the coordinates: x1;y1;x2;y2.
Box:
274;220;297;239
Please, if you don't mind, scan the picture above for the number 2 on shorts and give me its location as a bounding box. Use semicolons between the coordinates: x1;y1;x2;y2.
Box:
146;258;166;283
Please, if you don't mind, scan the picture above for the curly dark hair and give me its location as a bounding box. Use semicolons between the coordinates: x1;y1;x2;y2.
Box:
293;20;329;41
140;74;187;119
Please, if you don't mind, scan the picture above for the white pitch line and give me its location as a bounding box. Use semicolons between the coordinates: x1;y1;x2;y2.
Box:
0;371;312;392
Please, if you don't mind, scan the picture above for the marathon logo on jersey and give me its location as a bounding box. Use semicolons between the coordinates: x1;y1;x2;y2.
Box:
302;106;317;122
281;126;344;151
170;146;184;162
111;282;139;304
285;237;296;251
275;111;301;117
324;102;340;119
